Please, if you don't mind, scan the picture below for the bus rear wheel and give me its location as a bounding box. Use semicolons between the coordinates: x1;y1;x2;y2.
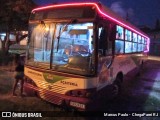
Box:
112;76;122;97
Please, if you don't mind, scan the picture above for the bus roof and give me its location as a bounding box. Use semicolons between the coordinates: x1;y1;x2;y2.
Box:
32;2;150;40
99;4;149;39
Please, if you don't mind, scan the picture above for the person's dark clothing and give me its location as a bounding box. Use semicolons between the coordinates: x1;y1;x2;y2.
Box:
14;64;24;80
15;64;24;72
13;63;24;96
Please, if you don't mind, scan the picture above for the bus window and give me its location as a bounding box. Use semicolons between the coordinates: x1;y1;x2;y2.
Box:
144;38;147;45
138;35;142;43
138;44;143;51
133;33;137;42
28;22;94;72
125;29;131;41
125;41;132;53
51;22;94;72
133;43;137;52
29;23;54;68
115;40;124;54
142;37;144;44
116;25;124;39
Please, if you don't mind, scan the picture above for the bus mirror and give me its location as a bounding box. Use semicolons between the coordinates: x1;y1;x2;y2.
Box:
71;19;78;23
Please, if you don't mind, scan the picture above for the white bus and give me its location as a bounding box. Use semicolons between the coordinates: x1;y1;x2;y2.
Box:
24;2;150;111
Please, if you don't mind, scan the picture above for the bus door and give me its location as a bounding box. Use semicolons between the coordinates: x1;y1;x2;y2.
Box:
97;24;114;88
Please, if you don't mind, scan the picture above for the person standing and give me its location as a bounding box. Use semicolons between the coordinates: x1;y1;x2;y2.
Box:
12;57;24;96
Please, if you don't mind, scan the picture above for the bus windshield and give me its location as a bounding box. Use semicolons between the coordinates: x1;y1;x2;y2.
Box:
27;22;95;76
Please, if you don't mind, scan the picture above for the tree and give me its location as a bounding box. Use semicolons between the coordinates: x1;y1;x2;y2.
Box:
155;19;160;30
0;0;36;55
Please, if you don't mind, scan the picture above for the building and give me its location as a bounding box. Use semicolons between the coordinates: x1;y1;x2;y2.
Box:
139;23;160;56
148;29;160;56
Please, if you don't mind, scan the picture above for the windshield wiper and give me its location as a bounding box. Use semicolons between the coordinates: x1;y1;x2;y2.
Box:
56;26;62;52
56;19;77;52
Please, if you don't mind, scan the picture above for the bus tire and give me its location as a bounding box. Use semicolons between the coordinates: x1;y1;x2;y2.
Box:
136;61;143;77
113;76;122;96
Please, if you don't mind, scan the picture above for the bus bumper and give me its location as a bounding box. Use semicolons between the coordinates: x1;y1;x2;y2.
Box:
24;83;95;111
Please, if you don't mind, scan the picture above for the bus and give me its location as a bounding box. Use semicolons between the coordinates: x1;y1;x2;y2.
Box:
24;2;150;111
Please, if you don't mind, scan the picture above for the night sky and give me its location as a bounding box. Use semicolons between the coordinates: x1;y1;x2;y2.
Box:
33;0;160;29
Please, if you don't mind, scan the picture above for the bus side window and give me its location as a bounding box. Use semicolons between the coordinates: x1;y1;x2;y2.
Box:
115;40;124;54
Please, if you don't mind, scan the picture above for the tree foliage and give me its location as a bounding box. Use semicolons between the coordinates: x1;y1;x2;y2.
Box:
155;19;160;30
0;0;36;54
